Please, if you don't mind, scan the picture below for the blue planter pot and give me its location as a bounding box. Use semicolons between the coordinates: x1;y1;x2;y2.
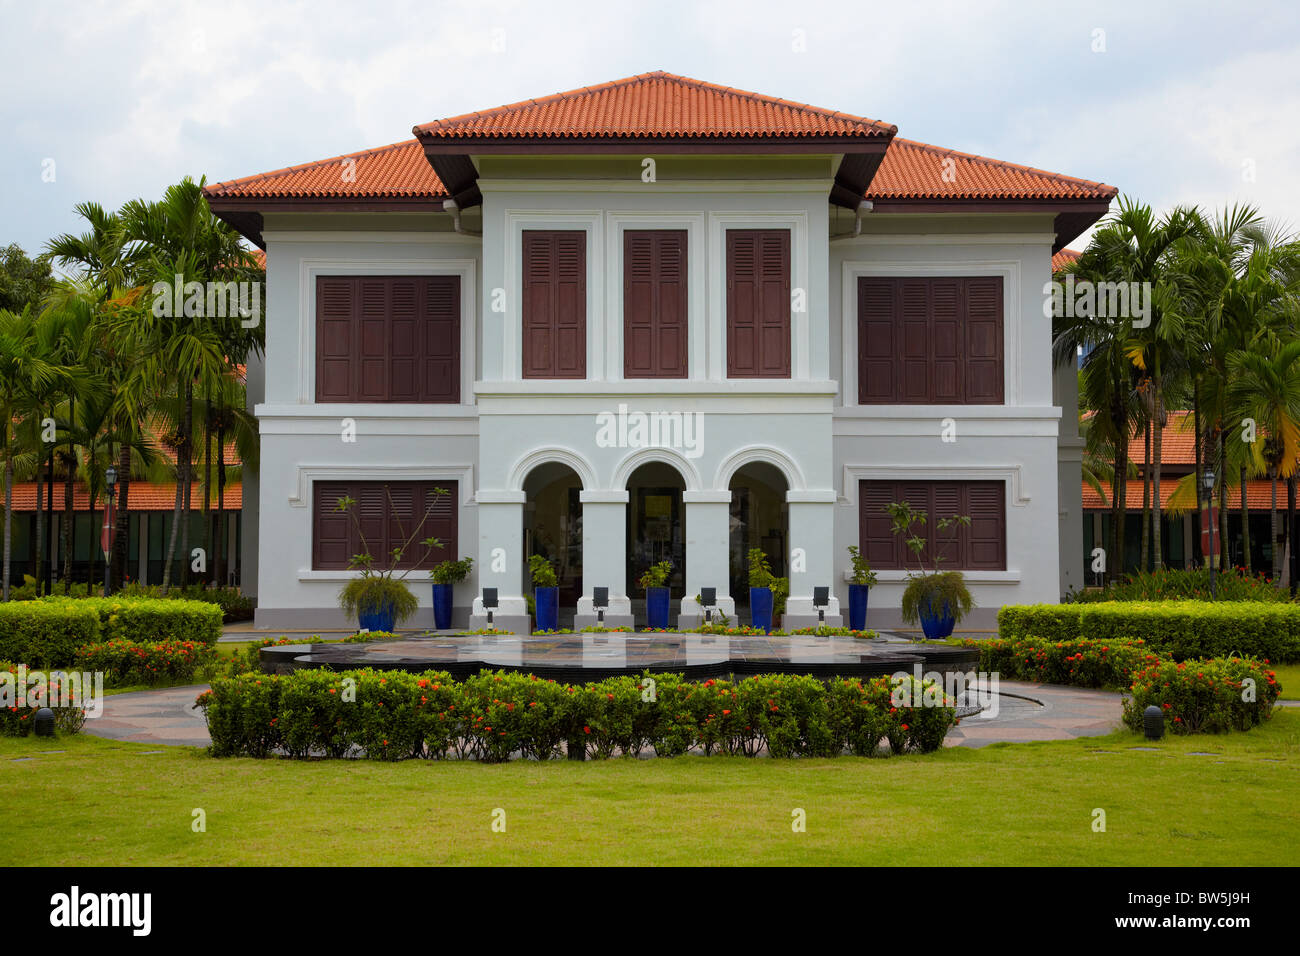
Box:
847;584;870;631
534;586;559;632
918;592;956;640
749;586;774;633
645;587;670;629
431;583;453;630
358;601;396;635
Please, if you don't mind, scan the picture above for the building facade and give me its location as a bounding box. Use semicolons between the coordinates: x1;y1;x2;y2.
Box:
205;72;1115;631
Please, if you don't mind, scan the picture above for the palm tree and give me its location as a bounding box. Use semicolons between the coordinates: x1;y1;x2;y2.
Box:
0;308;77;600
119;178;257;590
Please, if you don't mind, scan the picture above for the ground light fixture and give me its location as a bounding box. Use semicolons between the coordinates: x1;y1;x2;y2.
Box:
813;586;829;624
34;707;55;737
700;587;716;624
1202;468;1217;599
482;587;498;627
592;586;608;624
1143;704;1165;740
103;465;118;597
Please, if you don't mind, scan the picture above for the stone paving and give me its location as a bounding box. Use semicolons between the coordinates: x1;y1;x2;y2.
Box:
81;678;1132;751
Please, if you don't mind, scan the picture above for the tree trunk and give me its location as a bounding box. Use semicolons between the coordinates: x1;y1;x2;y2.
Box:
61;453;74;594
216;422;226;587
203;392;212;587
113;442;130;589
1151;368;1163;569
2;456;13;601
1140;417;1151;572
161;474;182;592
1239;465;1250;573
1271;472;1279;584
1289;475;1297;596
180;380;193;588
1218;433;1229;572
33;463;43;594
1110;387;1128;584
1193;382;1203;568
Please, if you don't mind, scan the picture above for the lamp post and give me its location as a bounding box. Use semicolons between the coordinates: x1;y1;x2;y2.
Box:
102;466;118;597
1202;469;1216;599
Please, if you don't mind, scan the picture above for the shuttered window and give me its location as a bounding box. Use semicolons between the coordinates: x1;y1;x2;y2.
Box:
858;479;1006;570
726;229;790;378
857;276;1003;404
523;230;587;379
624;230;688;378
312;480;457;571
315;276;460;403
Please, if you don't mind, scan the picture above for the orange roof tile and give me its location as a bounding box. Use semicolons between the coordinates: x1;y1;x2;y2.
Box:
414;71;896;142
1083;478;1286;511
1126;410;1198;466
8;482;242;512
868;139;1115;202
205;139;445;200
1052;248;1081;272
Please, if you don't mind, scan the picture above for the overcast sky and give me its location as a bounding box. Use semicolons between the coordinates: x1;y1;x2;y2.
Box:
2;0;1297;258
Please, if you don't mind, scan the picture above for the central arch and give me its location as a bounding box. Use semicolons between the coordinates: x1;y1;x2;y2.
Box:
728;461;790;613
625;460;688;626
522;461;584;629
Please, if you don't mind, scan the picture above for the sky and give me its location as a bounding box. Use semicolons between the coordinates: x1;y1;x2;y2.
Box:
2;0;1297;258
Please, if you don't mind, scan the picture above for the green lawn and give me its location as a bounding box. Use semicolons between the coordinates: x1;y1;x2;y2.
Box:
3;709;1297;866
1272;662;1299;700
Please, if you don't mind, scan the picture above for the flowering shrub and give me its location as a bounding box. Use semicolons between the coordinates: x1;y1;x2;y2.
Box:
1122;657;1282;734
961;635;1157;689
789;626;879;639
73;639;219;687
0;660;88;736
998;601;1300;663
1070;568;1292;603
196;668;958;759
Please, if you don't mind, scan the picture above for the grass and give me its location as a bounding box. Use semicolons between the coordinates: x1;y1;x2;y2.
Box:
2;709;1297;866
1272;662;1299;701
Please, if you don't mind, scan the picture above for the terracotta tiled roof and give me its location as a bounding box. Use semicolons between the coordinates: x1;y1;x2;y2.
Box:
1126;410;1197;466
205;139;445;200
1083;478;1286;511
868;139;1116;202
1052;248;1081;272
8;482;242;511
414;71;896;142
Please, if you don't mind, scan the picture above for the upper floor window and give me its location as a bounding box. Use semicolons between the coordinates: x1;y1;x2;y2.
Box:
315;275;460;403
857;276;1003;404
523;229;586;379
624;229;688;379
726;229;790;378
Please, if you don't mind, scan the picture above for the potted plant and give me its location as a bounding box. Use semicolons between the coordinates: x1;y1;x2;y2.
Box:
637;560;673;629
846;545;878;631
529;554;559;632
748;546;774;634
886;500;975;639
429;556;473;630
334;486;449;633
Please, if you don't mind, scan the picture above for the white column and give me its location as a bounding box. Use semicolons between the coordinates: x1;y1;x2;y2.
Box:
784;491;843;628
469;492;531;633
575;491;634;628
679;490;735;627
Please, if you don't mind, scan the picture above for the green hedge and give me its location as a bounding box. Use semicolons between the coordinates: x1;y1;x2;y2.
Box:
195;669;958;761
1123;657;1280;734
960;635;1159;689
997;601;1300;663
73;639;220;687
0;597;222;668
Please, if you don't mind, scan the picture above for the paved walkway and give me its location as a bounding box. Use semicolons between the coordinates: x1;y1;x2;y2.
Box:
83;679;1133;751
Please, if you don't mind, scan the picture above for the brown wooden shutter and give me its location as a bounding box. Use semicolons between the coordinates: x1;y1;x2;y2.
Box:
726;229;790;378
858;276;1004;404
315;276;460;403
858;479;1006;570
312;480;458;571
523;230;587;379
624;230;688;378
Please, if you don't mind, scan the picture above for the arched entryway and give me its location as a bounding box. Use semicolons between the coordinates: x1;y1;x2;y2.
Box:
729;462;789;609
626;462;687;622
523;462;583;628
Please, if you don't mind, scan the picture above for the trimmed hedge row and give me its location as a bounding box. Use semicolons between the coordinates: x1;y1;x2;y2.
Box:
73;639;220;687
997;601;1300;663
0;598;223;668
196;669;957;761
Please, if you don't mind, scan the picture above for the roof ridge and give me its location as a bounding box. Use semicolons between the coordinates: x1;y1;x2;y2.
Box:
892;136;1116;193
414;70;896;135
205;138;421;196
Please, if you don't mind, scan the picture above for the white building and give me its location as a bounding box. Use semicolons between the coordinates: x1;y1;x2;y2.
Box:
205;71;1112;633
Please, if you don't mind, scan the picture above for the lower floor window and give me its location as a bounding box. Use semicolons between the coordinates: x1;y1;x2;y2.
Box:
859;479;1006;571
312;480;457;571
